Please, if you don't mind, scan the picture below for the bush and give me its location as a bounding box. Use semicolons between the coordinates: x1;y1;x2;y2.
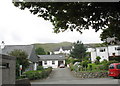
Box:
73;59;80;64
69;64;74;71
87;63;101;71
100;59;108;64
24;67;52;80
80;61;89;68
103;60;119;70
37;66;44;70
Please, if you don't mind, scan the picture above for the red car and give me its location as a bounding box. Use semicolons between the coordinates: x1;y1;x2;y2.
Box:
108;63;120;78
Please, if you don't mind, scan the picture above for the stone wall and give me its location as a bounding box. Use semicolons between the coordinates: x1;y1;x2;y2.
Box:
0;54;16;85
73;71;108;78
16;78;31;86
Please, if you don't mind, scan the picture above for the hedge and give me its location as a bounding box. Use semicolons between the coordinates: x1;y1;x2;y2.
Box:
23;67;52;80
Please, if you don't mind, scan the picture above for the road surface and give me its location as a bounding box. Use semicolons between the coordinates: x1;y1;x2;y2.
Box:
31;68;119;84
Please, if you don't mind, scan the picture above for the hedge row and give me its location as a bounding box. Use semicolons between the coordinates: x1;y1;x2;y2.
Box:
23;67;52;80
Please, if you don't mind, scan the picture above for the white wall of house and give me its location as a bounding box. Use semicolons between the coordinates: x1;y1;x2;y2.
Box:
42;60;58;68
54;47;70;55
108;45;120;56
90;45;120;63
34;62;38;70
54;51;60;54
42;60;65;68
96;47;109;62
91;48;97;63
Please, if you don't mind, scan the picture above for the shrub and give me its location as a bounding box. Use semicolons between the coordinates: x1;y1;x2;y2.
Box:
95;56;101;65
103;60;119;70
69;64;75;71
73;59;80;64
80;60;89;68
100;59;108;64
87;63;100;71
37;66;44;70
24;67;52;80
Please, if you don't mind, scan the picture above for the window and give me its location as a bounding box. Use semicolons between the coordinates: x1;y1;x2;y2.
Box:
44;61;47;65
52;61;55;65
116;65;120;69
115;47;120;51
100;49;105;52
109;64;114;69
0;63;9;69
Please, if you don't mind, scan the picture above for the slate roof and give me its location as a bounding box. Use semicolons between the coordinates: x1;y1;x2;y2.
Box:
1;45;38;62
54;46;72;51
38;55;65;60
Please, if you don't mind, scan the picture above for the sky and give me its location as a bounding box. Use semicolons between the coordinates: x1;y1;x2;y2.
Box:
0;0;103;45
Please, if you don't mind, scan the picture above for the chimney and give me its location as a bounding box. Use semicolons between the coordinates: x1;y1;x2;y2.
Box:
1;41;5;49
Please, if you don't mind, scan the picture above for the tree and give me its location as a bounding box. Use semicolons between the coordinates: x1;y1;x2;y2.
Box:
35;47;46;55
70;41;86;60
13;2;120;39
9;49;29;77
100;23;120;42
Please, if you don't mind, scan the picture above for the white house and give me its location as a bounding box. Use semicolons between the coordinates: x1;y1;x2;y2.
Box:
38;55;65;68
53;46;72;55
89;45;120;63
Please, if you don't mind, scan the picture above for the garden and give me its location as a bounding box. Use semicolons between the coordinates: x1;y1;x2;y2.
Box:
66;56;119;78
17;66;52;80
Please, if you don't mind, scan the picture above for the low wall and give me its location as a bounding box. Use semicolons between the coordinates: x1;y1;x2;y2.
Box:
73;71;108;78
16;78;31;86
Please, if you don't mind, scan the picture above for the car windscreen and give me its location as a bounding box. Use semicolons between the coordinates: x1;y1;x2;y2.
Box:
109;64;115;69
116;64;120;69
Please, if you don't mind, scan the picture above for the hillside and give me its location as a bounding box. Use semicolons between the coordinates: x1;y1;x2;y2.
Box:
33;42;104;52
33;42;73;52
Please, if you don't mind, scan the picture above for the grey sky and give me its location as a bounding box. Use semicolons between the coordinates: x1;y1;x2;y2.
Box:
0;0;103;45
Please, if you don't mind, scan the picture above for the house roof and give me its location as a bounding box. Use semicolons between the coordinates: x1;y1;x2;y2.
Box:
38;55;65;60
1;45;38;62
0;54;16;60
54;46;72;51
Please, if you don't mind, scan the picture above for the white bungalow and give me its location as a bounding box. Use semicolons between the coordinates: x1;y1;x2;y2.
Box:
38;55;65;68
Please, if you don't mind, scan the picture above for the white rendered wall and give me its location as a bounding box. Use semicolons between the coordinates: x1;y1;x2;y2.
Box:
108;45;120;56
96;47;109;62
90;47;109;63
42;60;58;68
90;48;97;63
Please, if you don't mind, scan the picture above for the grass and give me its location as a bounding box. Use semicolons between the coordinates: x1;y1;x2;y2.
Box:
33;42;73;52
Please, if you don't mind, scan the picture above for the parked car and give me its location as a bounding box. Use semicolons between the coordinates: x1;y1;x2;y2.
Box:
59;64;65;68
108;63;120;78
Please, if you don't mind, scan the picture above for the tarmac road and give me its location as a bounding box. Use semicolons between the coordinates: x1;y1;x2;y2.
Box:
31;67;119;85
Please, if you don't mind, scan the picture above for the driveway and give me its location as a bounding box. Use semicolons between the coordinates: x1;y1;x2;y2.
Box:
31;67;119;84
